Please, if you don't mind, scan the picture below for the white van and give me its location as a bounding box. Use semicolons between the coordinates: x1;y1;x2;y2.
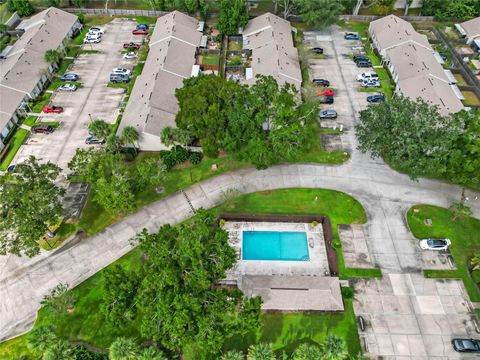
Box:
357;72;379;81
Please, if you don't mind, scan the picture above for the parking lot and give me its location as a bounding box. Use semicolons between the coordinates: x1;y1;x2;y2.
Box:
13;18;142;172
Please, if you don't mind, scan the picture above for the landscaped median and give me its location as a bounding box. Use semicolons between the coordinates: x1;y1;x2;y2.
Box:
407;204;480;302
0;188;368;359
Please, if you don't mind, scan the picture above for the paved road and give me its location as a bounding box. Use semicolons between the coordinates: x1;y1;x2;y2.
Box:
0;25;479;359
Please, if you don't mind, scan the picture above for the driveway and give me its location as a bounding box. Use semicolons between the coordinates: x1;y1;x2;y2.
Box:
13;18;139;171
0;26;479;357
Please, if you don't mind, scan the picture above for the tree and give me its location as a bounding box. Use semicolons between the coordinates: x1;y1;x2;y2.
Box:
44;49;62;65
95;170;135;213
355;95;461;181
41;283;76;314
101;265;142;326
0;156;65;257
217;0;249;35
278;0;297;19
449;202;472;221
138;347;168;360
76;12;85;24
43;340;75;360
109;338;139;360
134;209;261;355
247;343;275;360
0;24;7;35
292;343;322;360
45;0;60;7
105;134;124;154
27;325;57;353
71;0;86;7
122;126;139;154
296;0;344;28
221;350;245;360
134;157;167;188
160;126;192;147
421;0;478;20
13;0;34;16
88;119;111;139
320;335;348;360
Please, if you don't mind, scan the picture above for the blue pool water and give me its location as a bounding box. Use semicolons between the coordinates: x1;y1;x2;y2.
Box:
242;231;309;261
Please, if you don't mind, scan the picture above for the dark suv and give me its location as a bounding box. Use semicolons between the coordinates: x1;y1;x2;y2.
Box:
312;79;330;87
354;54;369;62
356;60;372;68
31;125;54;134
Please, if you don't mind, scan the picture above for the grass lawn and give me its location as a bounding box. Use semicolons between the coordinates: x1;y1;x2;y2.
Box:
0;3;12;23
31;93;52;113
0;129;29;171
201;53;220;65
462;91;480;107
453;73;467;86
0;189;365;359
407;205;480;302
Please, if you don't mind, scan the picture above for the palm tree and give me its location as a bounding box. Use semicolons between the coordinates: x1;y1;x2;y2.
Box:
138;346;167;360
109;337;139;360
292;343;322;360
105;134;124;154
26;325;57;353
221;350;245;360
122;126;139;154
247;343;275;360
44;49;61;65
471;253;480;271
88;119;111;139
320;335;348;360
43;340;75;360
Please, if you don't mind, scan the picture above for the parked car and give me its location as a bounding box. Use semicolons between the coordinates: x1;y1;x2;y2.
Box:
318;109;337;119
344;32;360;40
319;96;334;104
88;29;103;36
419;238;451;251
357;72;379;81
58;83;77;92
312;79;330;87
112;68;132;76
31;125;54;134
42;105;63;113
353;54;369;62
85;136;105;145
452;339;480;353
311;47;323;54
356;60;372;68
84;37;101;44
123;42;141;49
361;79;380;88
317;88;334;97
367;94;386;103
110;73;131;84
6;164;16;172
136;23;149;30
60;73;79;81
90;26;105;34
123;52;137;59
132;28;148;35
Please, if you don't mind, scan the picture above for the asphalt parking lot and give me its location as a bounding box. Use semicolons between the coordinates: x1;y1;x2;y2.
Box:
13;18;141;172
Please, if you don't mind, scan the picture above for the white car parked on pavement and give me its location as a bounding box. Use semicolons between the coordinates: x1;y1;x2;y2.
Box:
357;72;379;81
123;52;137;59
112;67;132;76
419;238;451;250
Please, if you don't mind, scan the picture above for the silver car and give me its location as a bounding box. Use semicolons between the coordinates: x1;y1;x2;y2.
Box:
58;83;77;92
318;109;337;119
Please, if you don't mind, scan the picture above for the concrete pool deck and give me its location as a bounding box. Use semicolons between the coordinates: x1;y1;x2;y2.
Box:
224;221;330;280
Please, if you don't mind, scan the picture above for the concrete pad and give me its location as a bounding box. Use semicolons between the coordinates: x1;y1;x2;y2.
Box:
414;296;445;314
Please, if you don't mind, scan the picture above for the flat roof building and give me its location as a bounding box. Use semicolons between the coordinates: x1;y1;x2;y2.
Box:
117;11;202;150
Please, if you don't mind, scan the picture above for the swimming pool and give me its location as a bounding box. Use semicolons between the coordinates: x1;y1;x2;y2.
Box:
242;231;309;261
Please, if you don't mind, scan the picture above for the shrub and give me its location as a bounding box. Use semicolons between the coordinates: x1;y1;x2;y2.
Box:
332;240;341;248
76;13;85;24
311;220;319;227
341;287;354;299
171;145;189;163
219;219;225;227
188;151;203;165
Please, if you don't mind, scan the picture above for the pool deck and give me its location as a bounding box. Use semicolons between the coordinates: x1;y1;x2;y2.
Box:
224;221;330;280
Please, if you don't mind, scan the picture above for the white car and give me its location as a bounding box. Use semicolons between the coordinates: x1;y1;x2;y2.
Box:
123;52;137;59
419;238;451;251
357;72;379;81
112;67;132;76
87;30;103;38
89;26;105;34
58;83;77;92
84;37;101;44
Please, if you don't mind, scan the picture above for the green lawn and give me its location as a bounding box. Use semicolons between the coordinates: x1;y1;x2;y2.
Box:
0;3;12;23
0;129;29;171
0;188;366;359
462;91;480;107
200;53;220;65
407;205;480;302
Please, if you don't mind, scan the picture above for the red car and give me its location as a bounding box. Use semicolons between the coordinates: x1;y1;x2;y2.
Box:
31;125;54;134
132;29;148;35
123;42;141;49
42;105;63;113
317;88;335;97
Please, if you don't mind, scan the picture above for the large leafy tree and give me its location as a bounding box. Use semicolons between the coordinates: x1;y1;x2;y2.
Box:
134;209;261;355
109;338;139;360
43;340;75;360
217;0;249;35
296;0;344;28
13;0;34;16
0;156;65;257
355;95;461;180
27;325;58;353
88;119;111;139
247;343;275;360
421;0;478;20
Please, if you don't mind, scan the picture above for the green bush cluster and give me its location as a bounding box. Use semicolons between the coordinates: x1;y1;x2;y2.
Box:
160;145;203;170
